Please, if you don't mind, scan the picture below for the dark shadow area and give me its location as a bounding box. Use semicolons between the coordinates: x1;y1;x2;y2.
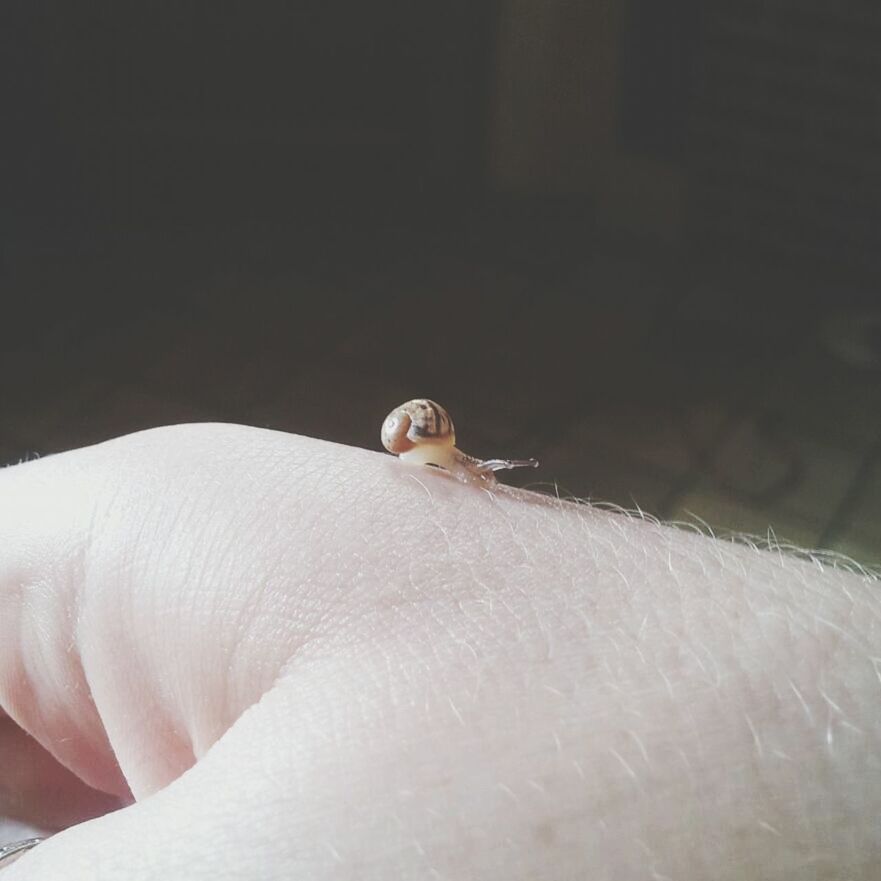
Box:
2;1;879;565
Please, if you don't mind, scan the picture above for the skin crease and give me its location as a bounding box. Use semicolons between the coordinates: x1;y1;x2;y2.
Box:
0;424;879;879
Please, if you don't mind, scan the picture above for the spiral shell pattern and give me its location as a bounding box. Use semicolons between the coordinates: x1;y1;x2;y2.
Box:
381;399;455;454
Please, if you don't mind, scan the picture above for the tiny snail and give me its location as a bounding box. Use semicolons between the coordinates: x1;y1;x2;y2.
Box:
381;398;539;485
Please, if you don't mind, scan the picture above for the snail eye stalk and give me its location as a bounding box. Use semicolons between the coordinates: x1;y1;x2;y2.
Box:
381;399;539;486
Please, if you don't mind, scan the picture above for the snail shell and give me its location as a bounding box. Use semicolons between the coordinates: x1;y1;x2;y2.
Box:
381;399;455;454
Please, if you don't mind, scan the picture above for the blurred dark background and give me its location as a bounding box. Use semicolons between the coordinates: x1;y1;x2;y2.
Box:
2;1;880;565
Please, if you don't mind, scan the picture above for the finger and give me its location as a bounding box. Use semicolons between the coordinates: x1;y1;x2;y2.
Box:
5;651;569;881
2;425;334;796
0;424;492;798
0;716;121;831
0;450;128;797
2;679;288;879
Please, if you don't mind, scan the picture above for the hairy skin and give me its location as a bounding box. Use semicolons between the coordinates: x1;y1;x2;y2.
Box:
0;424;879;879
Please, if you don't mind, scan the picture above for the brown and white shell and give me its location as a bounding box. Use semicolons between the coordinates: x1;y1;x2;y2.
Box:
381;399;455;454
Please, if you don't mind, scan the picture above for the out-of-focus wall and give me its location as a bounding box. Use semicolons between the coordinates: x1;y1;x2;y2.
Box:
489;0;686;241
488;0;881;284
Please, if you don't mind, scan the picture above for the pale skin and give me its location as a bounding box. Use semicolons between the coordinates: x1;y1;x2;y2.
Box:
0;424;879;879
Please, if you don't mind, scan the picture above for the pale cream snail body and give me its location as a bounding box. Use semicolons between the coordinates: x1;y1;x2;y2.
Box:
381;399;538;485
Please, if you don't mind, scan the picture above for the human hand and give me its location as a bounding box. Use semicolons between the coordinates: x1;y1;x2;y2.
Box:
1;424;879;878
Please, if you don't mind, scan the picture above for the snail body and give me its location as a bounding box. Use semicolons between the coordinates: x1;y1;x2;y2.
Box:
381;398;538;484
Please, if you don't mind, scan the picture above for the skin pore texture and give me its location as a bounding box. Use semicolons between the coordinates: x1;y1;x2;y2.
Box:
0;423;879;879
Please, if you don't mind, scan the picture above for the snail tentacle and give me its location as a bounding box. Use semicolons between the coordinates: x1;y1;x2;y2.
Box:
381;398;538;485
